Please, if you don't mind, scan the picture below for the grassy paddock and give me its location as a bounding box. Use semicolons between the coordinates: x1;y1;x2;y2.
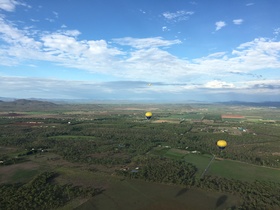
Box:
77;178;241;210
164;148;189;160
209;159;280;183
10;169;39;183
48;135;96;140
184;153;213;176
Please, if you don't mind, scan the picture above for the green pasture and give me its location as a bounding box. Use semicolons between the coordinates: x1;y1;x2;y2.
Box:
222;118;244;122
76;178;240;210
10;169;40;183
150;147;169;156
54;165;115;187
246;119;263;122
48;135;96;140
24;111;56;115
162;113;204;120
245;115;262;119
203;114;221;121
209;159;280;183
183;153;215;178
164;148;189;160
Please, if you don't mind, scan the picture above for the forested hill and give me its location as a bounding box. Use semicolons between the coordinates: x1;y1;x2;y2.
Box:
0;99;60;111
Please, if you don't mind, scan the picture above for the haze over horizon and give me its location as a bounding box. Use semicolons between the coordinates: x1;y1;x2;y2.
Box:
0;0;280;102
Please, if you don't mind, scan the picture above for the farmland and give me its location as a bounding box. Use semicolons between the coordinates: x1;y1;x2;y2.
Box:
0;100;280;209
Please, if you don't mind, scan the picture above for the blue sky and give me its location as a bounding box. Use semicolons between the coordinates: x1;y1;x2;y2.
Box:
0;0;280;102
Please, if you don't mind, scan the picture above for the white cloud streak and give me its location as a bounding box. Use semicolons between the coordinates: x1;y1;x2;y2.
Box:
162;10;194;22
233;19;243;25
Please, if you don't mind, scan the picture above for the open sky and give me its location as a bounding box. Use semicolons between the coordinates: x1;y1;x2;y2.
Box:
0;0;280;102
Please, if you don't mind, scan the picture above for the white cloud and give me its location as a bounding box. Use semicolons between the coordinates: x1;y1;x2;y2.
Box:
231;38;280;70
162;26;169;32
0;0;30;12
162;10;194;22
0;0;16;11
204;80;235;89
233;19;243;25
215;21;226;31
0;16;41;54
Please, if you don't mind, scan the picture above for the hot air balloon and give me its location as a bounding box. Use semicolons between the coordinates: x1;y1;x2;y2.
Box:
217;140;227;150
145;112;152;120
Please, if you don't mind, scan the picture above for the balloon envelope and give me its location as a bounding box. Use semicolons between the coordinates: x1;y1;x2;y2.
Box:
145;112;152;119
217;140;227;149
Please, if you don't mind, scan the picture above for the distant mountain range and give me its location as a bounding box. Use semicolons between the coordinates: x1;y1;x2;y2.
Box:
0;99;60;111
0;98;279;108
218;101;280;107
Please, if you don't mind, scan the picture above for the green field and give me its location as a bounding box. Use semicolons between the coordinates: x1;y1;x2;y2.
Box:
77;178;240;210
184;154;213;175
48;135;97;140
10;168;40;183
209;159;280;183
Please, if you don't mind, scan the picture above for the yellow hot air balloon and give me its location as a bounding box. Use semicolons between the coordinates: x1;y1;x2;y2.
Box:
217;140;227;150
145;112;152;120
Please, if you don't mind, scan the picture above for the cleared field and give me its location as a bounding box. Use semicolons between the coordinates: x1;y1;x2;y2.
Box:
209;159;280;183
152;119;180;124
77;178;240;210
164;148;189;159
161;113;204;120
48;135;96;140
184;154;213;176
0;161;41;183
221;114;245;119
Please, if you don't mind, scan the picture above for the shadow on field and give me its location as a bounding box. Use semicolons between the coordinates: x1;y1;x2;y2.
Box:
175;188;188;197
216;195;227;208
